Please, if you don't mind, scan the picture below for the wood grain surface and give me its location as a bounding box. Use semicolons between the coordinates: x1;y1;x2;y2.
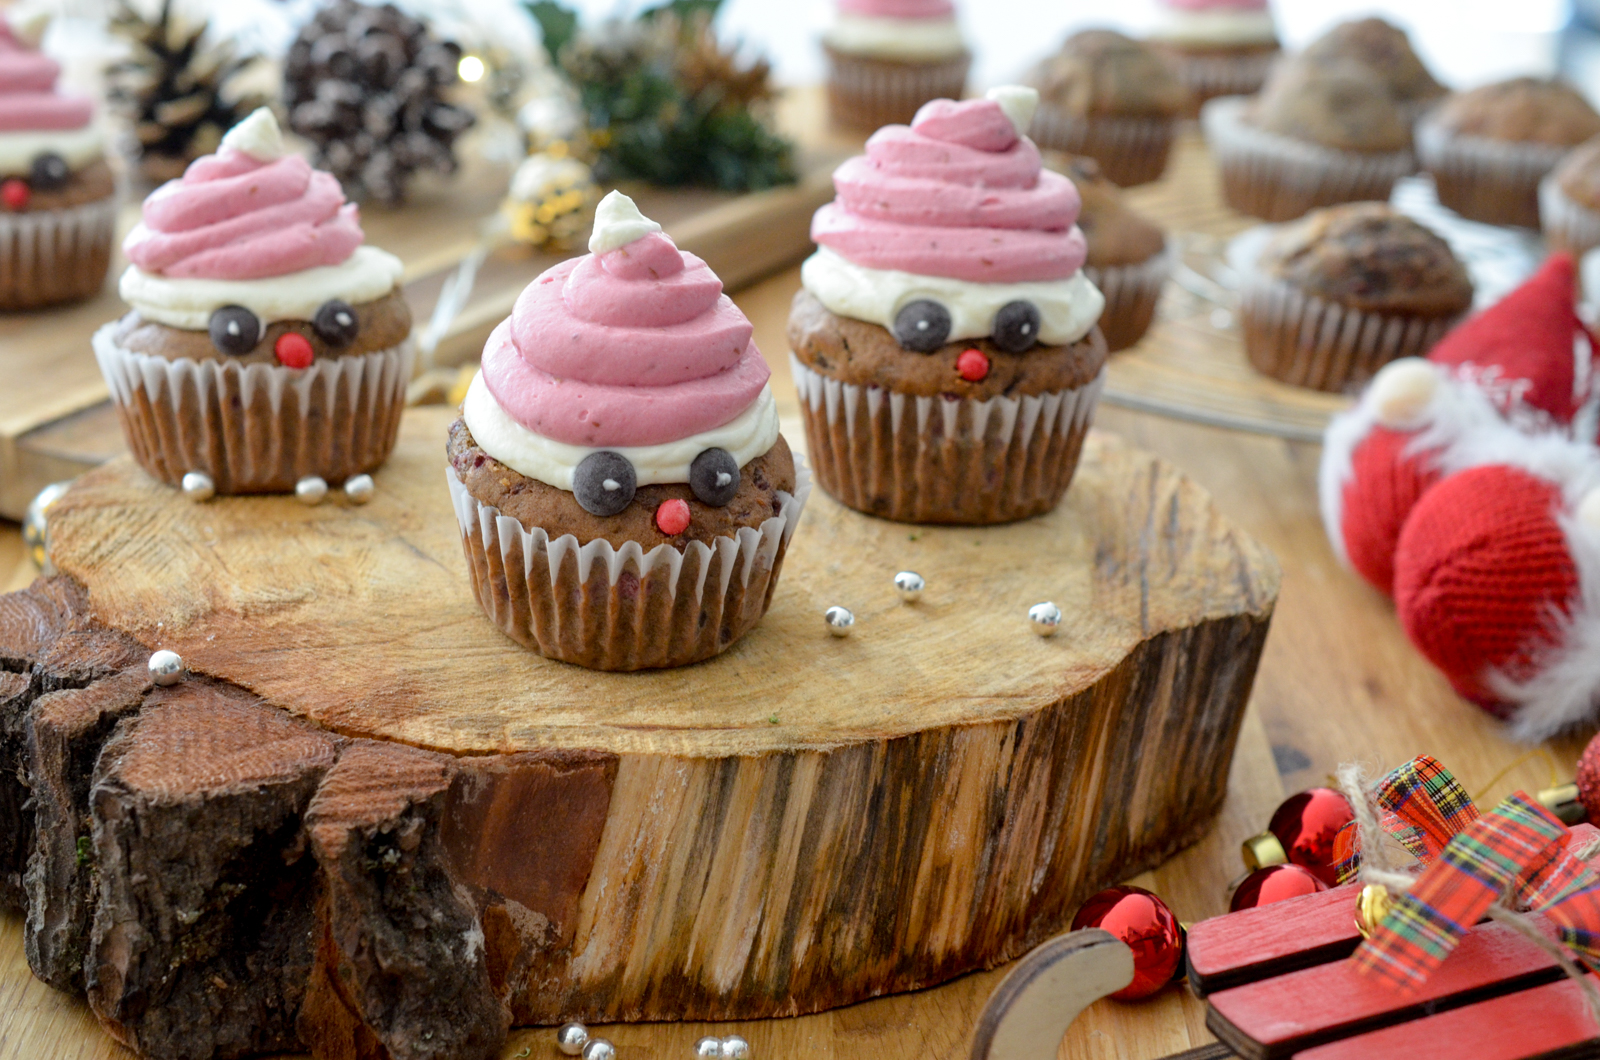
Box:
0;115;1593;1060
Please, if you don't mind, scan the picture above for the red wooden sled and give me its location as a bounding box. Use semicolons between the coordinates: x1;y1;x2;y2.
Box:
970;824;1600;1060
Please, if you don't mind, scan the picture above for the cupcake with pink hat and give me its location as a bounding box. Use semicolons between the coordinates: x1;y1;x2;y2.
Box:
0;8;116;309
94;108;413;501
822;0;971;133
449;190;806;671
789;87;1107;524
1146;0;1280;112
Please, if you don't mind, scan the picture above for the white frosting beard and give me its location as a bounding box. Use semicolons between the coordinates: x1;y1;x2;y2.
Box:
1147;9;1277;47
0;125;104;177
462;370;782;491
801;247;1105;347
823;15;967;61
119;245;407;329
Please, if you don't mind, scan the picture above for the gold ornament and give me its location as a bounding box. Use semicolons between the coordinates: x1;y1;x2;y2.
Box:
1354;883;1394;939
502;151;597;250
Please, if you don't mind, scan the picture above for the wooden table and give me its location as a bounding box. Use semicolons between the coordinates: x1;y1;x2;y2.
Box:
0;133;1585;1060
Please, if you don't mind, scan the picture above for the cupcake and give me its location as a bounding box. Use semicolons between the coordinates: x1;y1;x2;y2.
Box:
1542;135;1600;256
1065;155;1170;352
1146;0;1280;113
791;87;1108;525
0;13;116;309
1418;79;1600;230
1202;56;1415;222
93;108;413;498
822;0;971;134
449;191;805;671
1298;17;1447;125
1239;203;1472;392
1025;30;1189;187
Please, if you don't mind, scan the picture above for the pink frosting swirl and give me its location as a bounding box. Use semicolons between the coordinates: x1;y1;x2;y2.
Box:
481;231;769;448
124;147;364;280
0;26;91;132
838;0;955;17
811;97;1088;284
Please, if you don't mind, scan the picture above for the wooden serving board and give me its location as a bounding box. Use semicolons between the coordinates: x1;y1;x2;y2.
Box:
0;90;854;523
0;405;1278;1059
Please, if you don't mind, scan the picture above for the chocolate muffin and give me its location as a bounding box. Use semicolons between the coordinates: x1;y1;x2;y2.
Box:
1203;56;1415;222
1064;156;1170;352
1146;0;1280;114
1240;203;1472;391
1026;30;1190;187
1543;135;1600;256
94;109;414;497
1419;78;1600;228
450;191;806;670
0;18;117;309
822;0;972;132
1298;17;1447;123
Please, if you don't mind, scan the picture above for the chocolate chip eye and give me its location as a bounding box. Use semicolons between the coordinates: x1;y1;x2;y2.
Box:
892;299;952;353
208;305;262;355
313;299;360;347
992;301;1042;353
689;448;740;506
28;152;68;191
573;451;636;516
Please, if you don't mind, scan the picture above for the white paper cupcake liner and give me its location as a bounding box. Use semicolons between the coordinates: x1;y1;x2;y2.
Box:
1202;95;1415;222
1239;273;1461;392
791;354;1104;524
824;47;971;131
1541;175;1600;257
447;459;810;670
0;194;116;309
1084;245;1173;353
1028;105;1177;187
1416;118;1571;229
94;318;415;493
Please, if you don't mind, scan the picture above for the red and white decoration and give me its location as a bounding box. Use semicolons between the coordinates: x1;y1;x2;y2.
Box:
1320;253;1600;739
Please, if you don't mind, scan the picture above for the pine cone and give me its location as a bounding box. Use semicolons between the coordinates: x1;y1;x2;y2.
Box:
283;0;476;206
106;0;269;184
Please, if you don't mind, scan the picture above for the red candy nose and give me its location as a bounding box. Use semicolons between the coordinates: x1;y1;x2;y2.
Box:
956;348;990;382
1;179;30;211
274;332;314;369
655;498;690;535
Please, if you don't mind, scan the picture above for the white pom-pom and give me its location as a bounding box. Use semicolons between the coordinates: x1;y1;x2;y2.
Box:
589;190;662;254
986;85;1039;137
1368;358;1440;429
221;107;287;162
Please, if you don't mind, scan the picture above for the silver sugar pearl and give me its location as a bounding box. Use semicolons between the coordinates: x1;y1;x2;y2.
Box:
148;650;184;686
694;1037;723;1058
893;570;925;603
824;606;855;636
721;1036;751;1059
582;1039;616;1060
295;475;328;505
343;474;375;505
23;480;71;573
181;471;215;502
1028;601;1063;636
556;1022;589;1055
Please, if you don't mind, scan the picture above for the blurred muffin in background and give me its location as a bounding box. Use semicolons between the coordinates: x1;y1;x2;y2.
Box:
1146;0;1279;115
1419;78;1600;229
1203;56;1414;222
822;0;971;133
1298;17;1446;124
1542;134;1600;256
1026;29;1189;187
1061;155;1170;352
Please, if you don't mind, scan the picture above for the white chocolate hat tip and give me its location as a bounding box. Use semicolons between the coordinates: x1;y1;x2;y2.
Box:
589;190;663;254
221;107;287;162
986;85;1039;137
6;2;51;47
1369;358;1440;429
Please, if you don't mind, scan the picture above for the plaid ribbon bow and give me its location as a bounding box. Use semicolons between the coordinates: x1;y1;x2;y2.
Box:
1335;755;1600;992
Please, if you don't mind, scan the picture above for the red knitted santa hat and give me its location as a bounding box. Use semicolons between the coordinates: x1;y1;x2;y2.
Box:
1392;458;1600;739
1426;253;1593;430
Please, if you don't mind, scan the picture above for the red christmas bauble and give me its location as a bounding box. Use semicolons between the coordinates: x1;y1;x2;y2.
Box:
1268;788;1354;885
1071;885;1183;1000
1230;864;1326;912
1577;732;1600;823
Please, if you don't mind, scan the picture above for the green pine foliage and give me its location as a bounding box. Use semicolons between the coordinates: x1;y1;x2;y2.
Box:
527;0;796;192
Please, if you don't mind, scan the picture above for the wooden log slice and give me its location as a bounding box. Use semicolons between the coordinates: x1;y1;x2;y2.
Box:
8;406;1276;1055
